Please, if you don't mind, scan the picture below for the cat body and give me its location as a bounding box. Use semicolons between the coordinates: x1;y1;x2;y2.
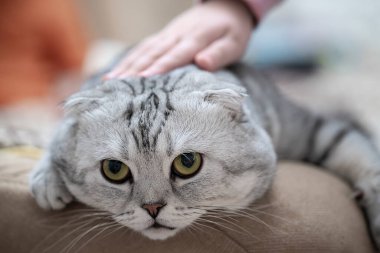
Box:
30;63;380;244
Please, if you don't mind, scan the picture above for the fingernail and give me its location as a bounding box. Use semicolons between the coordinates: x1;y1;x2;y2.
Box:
140;69;159;77
103;74;112;79
119;73;129;79
104;71;118;79
139;71;151;77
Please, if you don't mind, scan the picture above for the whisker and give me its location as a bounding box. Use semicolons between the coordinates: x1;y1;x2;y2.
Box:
36;211;111;227
215;209;286;234
98;223;126;240
247;208;293;224
36;216;111;253
200;215;258;239
72;222;122;253
191;220;221;234
202;213;240;223
61;222;113;253
195;203;291;226
185;225;198;239
196;217;256;238
193;203;275;212
187;203;291;238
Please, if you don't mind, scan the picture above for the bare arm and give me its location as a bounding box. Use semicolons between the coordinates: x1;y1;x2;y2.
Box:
105;0;255;78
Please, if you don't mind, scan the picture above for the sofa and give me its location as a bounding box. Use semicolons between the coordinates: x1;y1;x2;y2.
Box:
0;146;375;252
0;0;379;251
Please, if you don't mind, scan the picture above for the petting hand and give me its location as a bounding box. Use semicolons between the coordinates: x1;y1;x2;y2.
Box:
105;0;254;78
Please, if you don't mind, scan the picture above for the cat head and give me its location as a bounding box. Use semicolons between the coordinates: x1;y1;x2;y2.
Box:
61;68;276;240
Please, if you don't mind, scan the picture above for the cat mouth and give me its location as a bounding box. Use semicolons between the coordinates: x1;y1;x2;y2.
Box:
149;222;176;230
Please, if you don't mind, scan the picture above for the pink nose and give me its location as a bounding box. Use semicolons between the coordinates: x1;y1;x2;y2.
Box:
142;203;165;218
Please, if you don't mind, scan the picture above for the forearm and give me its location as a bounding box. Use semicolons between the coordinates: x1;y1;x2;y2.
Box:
107;0;258;78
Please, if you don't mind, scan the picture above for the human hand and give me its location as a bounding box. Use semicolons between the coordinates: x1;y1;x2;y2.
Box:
105;0;254;78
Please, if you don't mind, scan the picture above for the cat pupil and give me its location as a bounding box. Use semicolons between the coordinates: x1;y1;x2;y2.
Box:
181;153;195;168
109;160;122;174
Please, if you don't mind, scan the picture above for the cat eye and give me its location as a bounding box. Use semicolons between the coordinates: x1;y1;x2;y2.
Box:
101;159;132;184
171;152;202;179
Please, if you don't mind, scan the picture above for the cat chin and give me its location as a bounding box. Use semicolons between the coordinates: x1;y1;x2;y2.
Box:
141;227;179;240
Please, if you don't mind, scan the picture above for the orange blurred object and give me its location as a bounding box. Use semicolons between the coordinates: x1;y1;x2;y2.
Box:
0;0;87;105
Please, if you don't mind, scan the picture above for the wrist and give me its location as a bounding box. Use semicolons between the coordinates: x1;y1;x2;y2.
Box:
201;0;257;27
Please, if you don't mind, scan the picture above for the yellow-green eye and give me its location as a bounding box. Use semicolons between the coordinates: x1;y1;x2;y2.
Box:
101;160;131;184
171;152;202;179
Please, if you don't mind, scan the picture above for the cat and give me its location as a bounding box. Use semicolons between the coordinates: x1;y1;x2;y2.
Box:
30;62;380;244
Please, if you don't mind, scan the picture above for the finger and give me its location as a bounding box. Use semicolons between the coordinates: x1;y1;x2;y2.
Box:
195;36;245;71
140;37;213;76
119;35;179;77
105;35;161;78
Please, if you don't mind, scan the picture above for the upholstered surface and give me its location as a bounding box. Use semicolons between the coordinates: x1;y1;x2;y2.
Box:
0;149;374;253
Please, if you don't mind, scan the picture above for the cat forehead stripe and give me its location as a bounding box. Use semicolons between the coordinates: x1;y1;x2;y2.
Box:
124;74;178;152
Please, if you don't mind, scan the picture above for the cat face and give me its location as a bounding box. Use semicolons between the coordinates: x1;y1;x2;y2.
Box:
62;70;276;240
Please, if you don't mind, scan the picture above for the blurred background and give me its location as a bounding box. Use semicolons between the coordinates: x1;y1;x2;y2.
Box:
0;0;380;148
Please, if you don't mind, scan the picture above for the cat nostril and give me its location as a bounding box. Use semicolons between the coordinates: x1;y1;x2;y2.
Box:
142;203;166;218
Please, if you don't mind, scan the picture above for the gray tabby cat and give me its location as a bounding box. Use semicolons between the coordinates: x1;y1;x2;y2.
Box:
30;62;380;243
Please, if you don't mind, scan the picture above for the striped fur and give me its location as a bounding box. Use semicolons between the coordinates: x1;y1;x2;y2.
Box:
30;62;380;243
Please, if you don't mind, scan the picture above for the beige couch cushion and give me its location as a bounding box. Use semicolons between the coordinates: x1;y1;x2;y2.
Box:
0;149;374;253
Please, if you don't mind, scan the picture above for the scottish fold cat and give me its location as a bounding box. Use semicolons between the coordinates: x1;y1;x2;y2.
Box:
30;62;380;244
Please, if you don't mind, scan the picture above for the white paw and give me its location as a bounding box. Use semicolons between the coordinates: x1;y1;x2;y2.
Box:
29;156;73;210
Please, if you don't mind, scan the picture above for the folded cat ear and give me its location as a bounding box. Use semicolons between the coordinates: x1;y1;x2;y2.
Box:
203;88;247;118
63;90;103;117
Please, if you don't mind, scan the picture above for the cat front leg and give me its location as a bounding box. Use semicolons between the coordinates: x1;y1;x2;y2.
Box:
323;125;380;246
29;151;73;210
281;114;380;246
29;118;78;210
357;172;380;246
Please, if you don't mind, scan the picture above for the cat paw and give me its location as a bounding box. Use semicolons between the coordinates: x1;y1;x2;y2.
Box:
29;157;73;210
364;200;380;248
357;177;380;247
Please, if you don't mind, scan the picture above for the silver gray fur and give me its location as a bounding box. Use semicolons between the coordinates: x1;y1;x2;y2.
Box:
30;63;380;243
